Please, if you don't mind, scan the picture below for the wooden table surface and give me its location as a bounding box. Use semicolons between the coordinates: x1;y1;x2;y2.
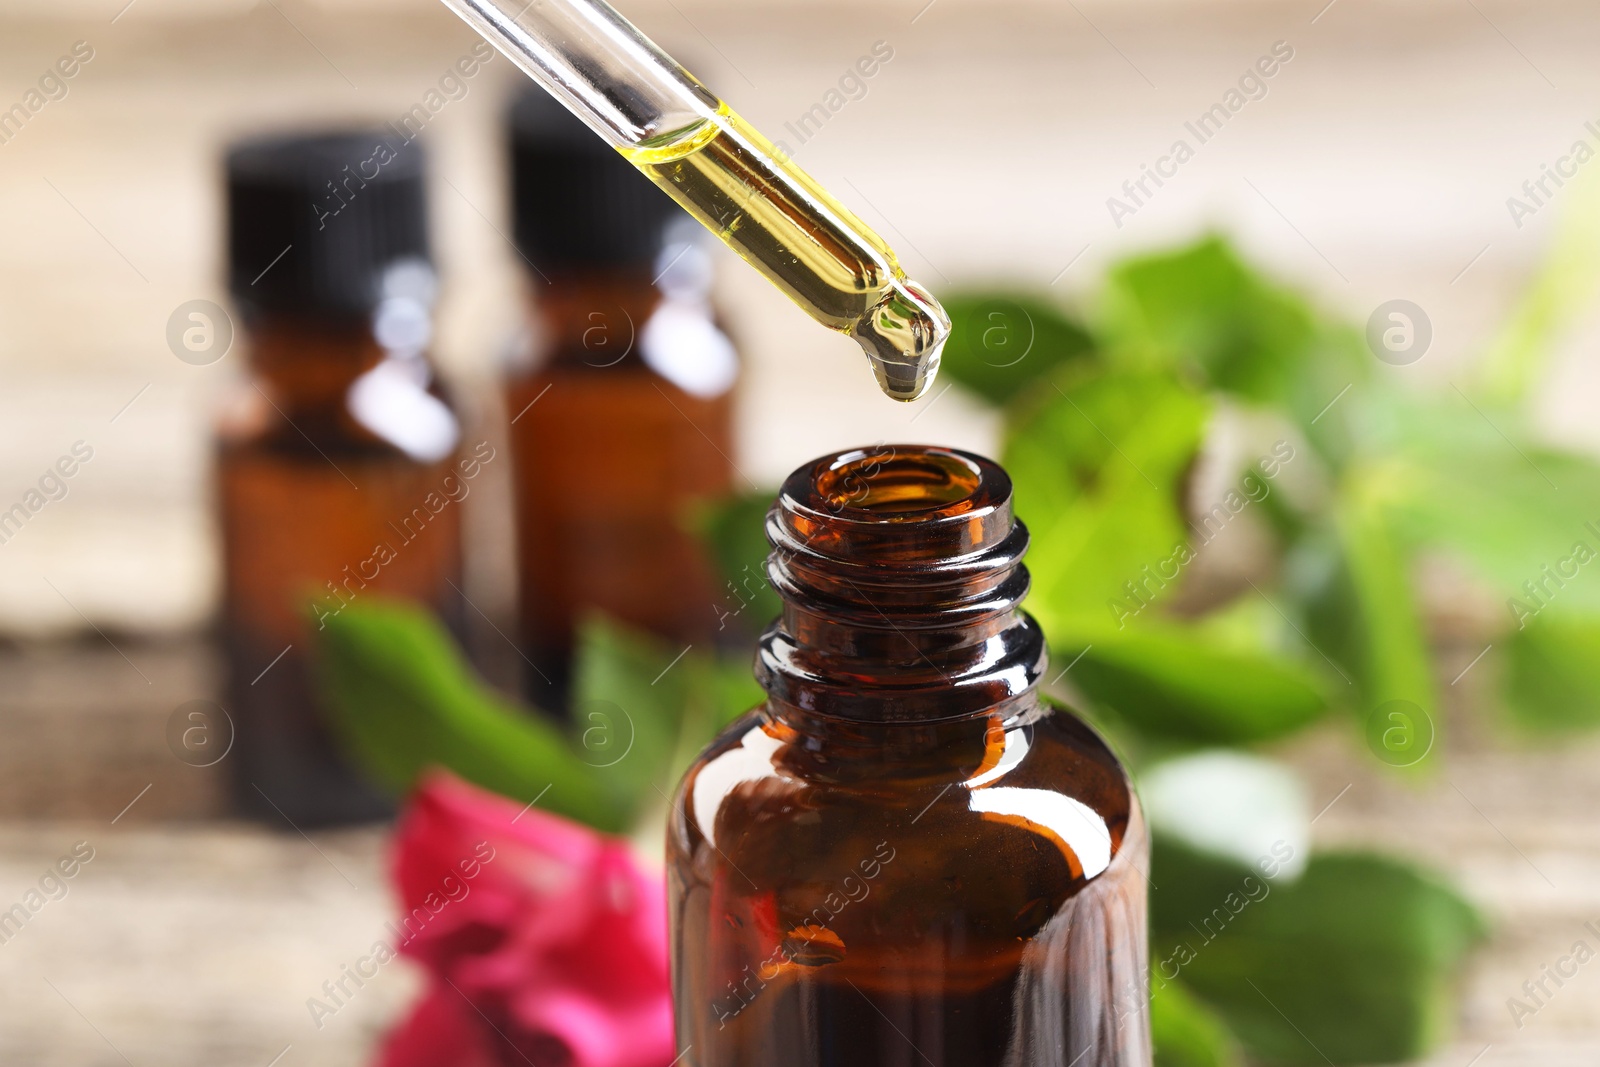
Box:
0;638;1597;1066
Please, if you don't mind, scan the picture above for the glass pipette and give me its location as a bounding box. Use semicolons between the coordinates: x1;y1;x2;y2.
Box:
436;0;949;402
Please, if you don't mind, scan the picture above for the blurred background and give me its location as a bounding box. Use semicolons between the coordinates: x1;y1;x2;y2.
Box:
2;0;1600;1063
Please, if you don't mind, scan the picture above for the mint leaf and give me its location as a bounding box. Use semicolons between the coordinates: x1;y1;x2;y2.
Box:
1477;174;1600;406
695;491;781;634
1153;838;1487;1065
314;599;633;832
1379;394;1600;619
939;293;1095;405
1005;365;1208;642
1329;472;1437;754
1098;237;1367;465
570;615;697;810
1061;623;1330;746
1504;613;1600;733
1152;979;1245;1067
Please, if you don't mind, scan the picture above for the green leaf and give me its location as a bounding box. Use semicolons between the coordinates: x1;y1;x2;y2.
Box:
1059;622;1331;746
695;491;781;633
938;293;1095;405
1100;237;1315;398
1152;980;1245;1067
1152;838;1487;1065
1098;238;1358;397
1380;395;1600;620
1504;614;1600;733
569;615;698;810
1098;237;1367;464
704;651;766;729
1005;365;1208;641
1478;168;1600;407
314;599;634;832
1319;470;1437;752
1008;363;1332;745
1148;834;1280;946
573;614;767;796
316;600;767;833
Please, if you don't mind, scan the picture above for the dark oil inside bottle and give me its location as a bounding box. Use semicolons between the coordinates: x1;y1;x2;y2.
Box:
506;90;737;709
669;447;1150;1066
218;320;464;826
506;273;734;706
220;132;461;826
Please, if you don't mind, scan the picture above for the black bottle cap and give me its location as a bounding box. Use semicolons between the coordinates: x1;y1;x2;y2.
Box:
509;88;678;273
226;131;430;323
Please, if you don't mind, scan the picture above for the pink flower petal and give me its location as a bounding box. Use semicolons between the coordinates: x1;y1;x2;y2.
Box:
376;772;676;1067
375;984;499;1067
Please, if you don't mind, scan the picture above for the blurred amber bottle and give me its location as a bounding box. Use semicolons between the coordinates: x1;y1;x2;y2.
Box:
219;133;465;826
505;90;738;707
669;446;1150;1066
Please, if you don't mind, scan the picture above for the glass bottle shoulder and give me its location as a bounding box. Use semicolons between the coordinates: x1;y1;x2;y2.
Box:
509;266;739;401
669;699;1143;942
220;348;461;465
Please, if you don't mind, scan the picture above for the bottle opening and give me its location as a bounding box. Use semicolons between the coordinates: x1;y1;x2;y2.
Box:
760;445;1046;722
816;448;983;515
778;445;1015;561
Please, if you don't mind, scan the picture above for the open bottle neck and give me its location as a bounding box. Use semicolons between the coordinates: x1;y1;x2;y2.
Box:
755;445;1048;725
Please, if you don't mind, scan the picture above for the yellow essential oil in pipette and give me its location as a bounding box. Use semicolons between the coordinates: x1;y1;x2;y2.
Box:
621;104;949;402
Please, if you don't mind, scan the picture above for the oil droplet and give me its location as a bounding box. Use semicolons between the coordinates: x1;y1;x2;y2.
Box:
853;277;950;402
624;108;951;403
781;923;847;967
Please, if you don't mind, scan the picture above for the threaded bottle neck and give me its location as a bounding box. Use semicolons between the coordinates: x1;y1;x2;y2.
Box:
756;445;1047;723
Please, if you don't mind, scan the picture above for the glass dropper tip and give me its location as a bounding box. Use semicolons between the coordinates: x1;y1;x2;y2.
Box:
436;0;951;402
853;277;951;403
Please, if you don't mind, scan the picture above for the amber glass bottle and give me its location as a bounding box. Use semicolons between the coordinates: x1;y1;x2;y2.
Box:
505;89;737;708
219;133;464;826
669;446;1150;1066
